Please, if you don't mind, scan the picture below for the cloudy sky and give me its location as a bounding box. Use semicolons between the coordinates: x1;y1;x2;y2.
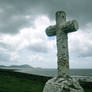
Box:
0;0;92;68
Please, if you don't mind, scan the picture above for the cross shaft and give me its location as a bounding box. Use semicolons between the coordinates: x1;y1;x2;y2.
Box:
45;11;78;77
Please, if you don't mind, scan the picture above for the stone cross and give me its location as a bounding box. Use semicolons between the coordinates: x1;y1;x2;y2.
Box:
45;11;78;77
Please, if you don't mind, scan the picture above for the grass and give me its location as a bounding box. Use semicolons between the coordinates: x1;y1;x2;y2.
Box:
0;75;44;92
0;69;91;92
84;89;92;92
0;69;50;92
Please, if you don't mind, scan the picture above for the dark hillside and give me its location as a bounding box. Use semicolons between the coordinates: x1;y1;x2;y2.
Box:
0;69;50;83
0;69;91;92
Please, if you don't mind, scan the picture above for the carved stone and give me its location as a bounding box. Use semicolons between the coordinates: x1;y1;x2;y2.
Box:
43;77;84;92
43;11;84;92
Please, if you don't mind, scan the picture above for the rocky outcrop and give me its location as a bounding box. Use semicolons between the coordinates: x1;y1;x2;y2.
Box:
43;77;84;92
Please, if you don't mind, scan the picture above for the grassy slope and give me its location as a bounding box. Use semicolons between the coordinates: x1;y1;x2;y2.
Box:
0;75;44;92
0;69;91;92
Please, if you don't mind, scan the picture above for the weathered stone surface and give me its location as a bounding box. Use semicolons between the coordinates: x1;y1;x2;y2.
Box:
46;25;56;36
45;11;79;77
43;77;84;92
43;10;84;92
61;20;79;33
74;76;92;82
46;20;78;37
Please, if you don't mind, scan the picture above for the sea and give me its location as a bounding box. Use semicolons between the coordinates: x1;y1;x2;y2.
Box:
16;68;92;77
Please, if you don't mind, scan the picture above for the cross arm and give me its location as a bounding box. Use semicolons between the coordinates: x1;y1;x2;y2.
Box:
45;25;57;36
61;20;79;33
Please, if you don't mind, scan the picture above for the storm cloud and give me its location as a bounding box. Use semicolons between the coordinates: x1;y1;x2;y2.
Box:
0;0;92;68
0;0;92;34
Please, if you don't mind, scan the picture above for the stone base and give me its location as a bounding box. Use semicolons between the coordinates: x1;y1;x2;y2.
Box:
43;77;84;92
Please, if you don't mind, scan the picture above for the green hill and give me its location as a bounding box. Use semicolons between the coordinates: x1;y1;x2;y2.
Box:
0;69;50;92
0;69;91;92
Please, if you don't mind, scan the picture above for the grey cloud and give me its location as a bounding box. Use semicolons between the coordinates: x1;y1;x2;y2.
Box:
0;6;33;34
0;42;9;49
44;0;92;28
0;43;11;62
28;43;48;53
0;42;14;51
69;35;92;58
78;45;92;57
0;0;44;34
0;51;10;62
0;0;92;34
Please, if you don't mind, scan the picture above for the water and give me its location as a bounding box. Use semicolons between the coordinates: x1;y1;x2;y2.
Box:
16;68;92;77
70;69;92;77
